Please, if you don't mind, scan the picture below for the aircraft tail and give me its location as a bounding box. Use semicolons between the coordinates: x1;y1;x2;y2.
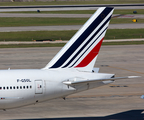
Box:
44;7;114;72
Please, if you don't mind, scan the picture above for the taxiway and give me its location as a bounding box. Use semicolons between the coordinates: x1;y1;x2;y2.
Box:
0;45;143;120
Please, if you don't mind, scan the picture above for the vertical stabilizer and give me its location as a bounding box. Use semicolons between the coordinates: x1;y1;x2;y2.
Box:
44;7;114;72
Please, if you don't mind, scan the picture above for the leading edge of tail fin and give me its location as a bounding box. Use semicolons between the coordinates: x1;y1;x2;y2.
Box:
44;7;114;71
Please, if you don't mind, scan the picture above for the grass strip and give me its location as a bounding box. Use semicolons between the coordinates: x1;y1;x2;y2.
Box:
0;18;87;27
105;29;144;39
3;9;144;15
0;29;144;42
0;1;144;6
102;41;144;45
0;41;144;48
114;9;144;14
110;18;144;24
0;31;76;41
0;43;66;48
0;17;143;27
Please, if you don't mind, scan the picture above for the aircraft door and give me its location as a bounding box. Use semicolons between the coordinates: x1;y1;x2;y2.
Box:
35;80;43;94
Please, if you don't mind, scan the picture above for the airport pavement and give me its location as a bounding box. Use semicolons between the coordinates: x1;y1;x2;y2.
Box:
0;13;144;18
0;45;143;120
0;38;143;45
0;23;143;32
0;4;144;12
0;7;144;12
0;13;93;18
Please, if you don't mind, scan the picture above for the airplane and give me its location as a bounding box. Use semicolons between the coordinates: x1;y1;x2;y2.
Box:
0;7;139;110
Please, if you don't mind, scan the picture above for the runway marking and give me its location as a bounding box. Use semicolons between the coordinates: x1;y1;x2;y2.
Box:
108;66;144;75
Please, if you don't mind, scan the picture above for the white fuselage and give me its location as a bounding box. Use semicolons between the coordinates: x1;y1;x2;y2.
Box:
0;69;114;109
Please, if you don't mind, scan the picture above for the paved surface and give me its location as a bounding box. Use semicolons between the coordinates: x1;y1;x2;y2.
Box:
0;6;144;12
0;45;143;120
0;38;144;45
0;4;144;8
0;13;144;18
0;23;144;32
0;25;81;32
108;23;144;29
0;13;93;18
0;4;144;12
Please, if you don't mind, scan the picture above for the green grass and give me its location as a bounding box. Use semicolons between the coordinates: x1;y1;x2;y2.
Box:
3;9;144;15
105;29;144;39
0;43;66;48
0;31;77;41
0;0;144;6
0;29;144;42
0;17;143;27
102;41;144;45
0;18;88;27
110;18;144;24
114;9;144;14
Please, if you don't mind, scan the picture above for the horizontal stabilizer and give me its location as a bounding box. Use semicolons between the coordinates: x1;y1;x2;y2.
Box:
63;76;140;85
92;68;99;73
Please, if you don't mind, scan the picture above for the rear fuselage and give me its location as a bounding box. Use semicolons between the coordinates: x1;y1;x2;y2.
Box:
0;69;114;109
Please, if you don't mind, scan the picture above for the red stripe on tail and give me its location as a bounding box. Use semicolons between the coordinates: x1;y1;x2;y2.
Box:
75;38;104;68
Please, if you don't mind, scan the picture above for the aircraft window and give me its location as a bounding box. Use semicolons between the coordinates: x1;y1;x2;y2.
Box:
30;86;32;89
17;86;19;89
13;86;15;89
20;86;22;89
23;86;25;89
3;87;5;90
0;87;2;90
7;87;9;89
40;85;42;88
27;86;29;89
10;86;12;89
